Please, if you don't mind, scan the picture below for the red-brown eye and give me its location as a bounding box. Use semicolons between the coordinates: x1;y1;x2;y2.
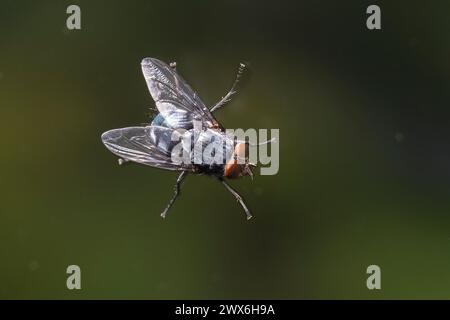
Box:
224;143;247;178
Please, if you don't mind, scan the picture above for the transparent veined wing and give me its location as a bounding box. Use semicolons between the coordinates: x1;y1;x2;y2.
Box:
101;126;194;171
141;57;220;130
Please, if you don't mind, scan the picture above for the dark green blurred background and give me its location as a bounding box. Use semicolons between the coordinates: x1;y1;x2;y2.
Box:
1;0;450;299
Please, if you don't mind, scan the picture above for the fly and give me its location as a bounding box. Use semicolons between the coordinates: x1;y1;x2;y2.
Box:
101;57;267;220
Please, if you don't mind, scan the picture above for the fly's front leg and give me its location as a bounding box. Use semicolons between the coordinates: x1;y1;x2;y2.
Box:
218;177;252;220
210;63;247;113
170;62;177;71
161;171;188;218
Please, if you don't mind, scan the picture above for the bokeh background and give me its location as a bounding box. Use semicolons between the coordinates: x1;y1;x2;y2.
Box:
1;0;450;299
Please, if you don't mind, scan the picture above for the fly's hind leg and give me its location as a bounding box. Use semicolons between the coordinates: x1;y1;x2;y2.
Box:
218;178;252;220
161;171;188;218
210;63;247;113
118;158;130;165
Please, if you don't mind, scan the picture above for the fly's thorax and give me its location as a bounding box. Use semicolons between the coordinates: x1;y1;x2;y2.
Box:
188;129;233;164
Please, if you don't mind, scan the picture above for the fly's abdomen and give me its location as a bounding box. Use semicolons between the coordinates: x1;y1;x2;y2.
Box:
151;113;170;127
147;126;181;155
151;104;193;129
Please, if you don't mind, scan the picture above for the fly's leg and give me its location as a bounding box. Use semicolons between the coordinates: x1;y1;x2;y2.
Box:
210;63;247;113
170;61;181;92
118;158;129;165
161;171;188;218
218;178;252;220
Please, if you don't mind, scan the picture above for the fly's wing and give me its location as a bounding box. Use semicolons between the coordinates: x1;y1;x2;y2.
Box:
101;126;193;171
141;58;221;130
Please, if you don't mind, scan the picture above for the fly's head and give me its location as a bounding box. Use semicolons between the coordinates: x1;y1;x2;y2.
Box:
224;142;255;180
